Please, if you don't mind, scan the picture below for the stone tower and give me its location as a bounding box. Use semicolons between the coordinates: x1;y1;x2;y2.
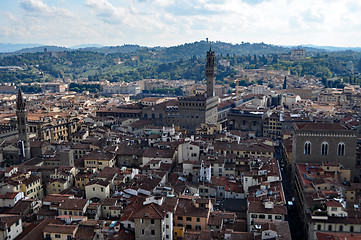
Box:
205;46;216;98
178;48;219;132
16;88;31;160
60;149;74;167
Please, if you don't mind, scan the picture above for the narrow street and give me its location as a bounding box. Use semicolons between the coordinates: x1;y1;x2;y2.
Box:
274;145;306;240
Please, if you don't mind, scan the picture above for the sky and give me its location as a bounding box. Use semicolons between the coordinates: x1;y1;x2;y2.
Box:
1;0;361;48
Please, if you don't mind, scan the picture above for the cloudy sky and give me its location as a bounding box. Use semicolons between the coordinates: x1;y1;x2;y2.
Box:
1;0;361;47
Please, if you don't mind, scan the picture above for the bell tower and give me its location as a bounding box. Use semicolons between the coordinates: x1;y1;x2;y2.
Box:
16;88;31;160
205;46;216;98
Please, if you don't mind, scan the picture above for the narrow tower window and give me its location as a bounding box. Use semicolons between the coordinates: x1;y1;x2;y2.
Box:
321;142;329;155
338;142;345;156
304;141;311;155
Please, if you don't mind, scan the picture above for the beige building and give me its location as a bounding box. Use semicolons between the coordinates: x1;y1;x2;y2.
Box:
85;179;110;201
74;168;96;190
83;151;115;170
58;198;89;216
174;197;212;233
47;178;72;194
43;224;78;240
18;175;44;200
133;203;170;240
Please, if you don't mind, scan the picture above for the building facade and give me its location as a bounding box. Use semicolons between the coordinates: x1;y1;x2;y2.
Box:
292;122;358;179
178;48;219;133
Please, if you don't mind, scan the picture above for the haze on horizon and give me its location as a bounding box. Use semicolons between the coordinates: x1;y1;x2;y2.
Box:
1;0;361;48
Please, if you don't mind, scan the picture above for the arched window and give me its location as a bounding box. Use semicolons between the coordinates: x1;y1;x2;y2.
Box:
338;142;345;156
304;141;311;155
350;226;354;232
321;142;329;155
328;225;332;231
339;225;343;232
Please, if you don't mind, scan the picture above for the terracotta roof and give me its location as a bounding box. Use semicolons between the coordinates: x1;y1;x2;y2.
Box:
59;198;88;210
22;175;40;185
43;224;78;234
143;148;175;158
43;194;73;204
175;198;210;218
15;218;57;240
316;232;361;240
0;215;21;227
2;192;20;199
325;200;343;208
132;203;167;220
83;151;115;161
7;200;32;214
248;201;287;215
294;122;348;131
75;225;96;240
86;178;109;187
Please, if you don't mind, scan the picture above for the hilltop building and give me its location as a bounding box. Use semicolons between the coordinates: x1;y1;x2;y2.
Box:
290;48;306;60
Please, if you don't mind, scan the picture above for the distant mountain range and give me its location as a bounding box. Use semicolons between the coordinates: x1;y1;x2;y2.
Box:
303;44;361;52
0;42;360;56
0;43;43;53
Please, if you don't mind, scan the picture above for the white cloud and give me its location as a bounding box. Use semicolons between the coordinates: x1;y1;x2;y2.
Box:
20;0;75;18
0;0;361;47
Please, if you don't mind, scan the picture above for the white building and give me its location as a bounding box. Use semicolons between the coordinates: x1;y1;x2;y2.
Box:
0;215;23;240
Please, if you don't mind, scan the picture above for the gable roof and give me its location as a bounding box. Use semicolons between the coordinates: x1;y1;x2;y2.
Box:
132;203;167;220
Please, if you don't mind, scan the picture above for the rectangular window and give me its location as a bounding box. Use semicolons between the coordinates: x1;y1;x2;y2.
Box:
186;217;192;221
196;218;200;222
177;216;183;220
151;219;155;224
55;234;61;238
151;230;155;235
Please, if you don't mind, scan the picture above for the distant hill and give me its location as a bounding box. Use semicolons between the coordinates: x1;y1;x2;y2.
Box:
3;41;360;59
160;41;292;61
0;43;42;53
80;44;144;54
71;44;104;49
300;44;361;52
14;45;71;54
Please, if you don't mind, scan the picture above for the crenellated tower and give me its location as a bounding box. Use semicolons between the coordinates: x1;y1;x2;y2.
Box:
205;46;216;98
16;88;31;160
